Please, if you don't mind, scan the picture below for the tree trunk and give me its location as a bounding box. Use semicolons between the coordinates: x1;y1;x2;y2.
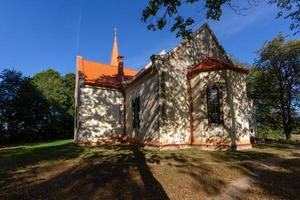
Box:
278;79;289;140
285;88;293;140
285;131;291;140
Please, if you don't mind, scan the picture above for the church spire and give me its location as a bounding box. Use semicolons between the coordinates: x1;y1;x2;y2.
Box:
110;27;119;66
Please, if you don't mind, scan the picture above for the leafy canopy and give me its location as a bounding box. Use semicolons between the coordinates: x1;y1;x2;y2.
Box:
248;34;300;139
142;0;300;38
0;68;75;143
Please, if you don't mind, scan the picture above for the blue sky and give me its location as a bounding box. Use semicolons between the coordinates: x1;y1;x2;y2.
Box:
0;0;298;76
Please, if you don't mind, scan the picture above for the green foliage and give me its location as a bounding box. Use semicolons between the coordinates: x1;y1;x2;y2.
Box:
257;128;284;140
142;0;300;38
269;0;300;34
31;69;75;138
0;69;75;144
248;34;300;140
33;69;69;112
63;73;75;117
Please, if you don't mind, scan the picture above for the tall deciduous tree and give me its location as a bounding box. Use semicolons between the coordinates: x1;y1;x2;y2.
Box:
0;68;75;143
32;69;74;138
252;35;300;140
0;70;48;141
0;69;26;138
142;0;300;38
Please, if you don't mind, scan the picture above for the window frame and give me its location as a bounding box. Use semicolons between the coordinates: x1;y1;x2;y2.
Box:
132;97;140;129
207;85;224;125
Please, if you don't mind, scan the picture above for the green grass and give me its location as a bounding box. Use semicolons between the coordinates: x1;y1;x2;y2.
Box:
0;140;299;200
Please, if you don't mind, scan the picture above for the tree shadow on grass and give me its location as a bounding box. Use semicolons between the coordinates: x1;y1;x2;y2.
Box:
209;144;300;200
0;141;83;174
145;150;227;198
132;146;169;200
238;157;300;200
6;142;299;200
0;144;170;200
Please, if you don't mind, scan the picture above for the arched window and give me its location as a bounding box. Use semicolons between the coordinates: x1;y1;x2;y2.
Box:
207;86;223;124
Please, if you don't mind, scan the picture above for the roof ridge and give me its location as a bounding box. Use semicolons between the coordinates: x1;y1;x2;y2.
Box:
155;23;232;65
82;58;117;68
82;57;139;72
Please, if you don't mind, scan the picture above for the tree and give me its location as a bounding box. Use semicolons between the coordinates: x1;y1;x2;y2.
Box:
252;34;300;140
0;68;75;144
32;69;74;138
142;0;300;38
62;73;76;136
247;67;283;132
12;77;50;140
0;69;26;138
0;69;51;142
63;73;76;118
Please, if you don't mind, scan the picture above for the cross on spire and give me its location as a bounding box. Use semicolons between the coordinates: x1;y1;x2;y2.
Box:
114;27;117;37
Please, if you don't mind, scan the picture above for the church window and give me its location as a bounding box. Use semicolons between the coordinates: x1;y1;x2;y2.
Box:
207;86;223;124
132;97;140;129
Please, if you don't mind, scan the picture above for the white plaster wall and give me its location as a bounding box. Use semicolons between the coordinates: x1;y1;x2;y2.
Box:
125;69;160;144
190;70;251;146
229;71;251;145
76;85;124;143
191;70;229;145
74;25;252;148
157;26;229;145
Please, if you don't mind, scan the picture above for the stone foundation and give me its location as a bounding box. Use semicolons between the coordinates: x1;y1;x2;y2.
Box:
75;137;252;151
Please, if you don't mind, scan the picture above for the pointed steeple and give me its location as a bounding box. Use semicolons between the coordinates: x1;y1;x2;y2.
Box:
110;27;119;66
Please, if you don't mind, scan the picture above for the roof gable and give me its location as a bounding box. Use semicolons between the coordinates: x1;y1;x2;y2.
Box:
158;23;232;69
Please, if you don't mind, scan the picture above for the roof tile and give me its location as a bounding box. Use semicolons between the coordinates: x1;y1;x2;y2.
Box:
77;57;139;87
188;57;249;76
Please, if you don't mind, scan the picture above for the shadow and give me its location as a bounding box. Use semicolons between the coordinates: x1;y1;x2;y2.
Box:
2;142;299;199
0;144;169;200
0;141;83;177
145;149;228;197
132;146;169;200
238;157;300;200
76;24;254;150
0;69;75;145
208;143;300;200
145;24;253;149
124;68;160;144
76;77;125;141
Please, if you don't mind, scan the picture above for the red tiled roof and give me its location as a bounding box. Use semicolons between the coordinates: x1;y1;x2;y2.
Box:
77;56;139;88
188;57;249;76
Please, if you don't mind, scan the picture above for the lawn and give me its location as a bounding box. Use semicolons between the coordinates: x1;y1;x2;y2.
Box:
0;140;299;200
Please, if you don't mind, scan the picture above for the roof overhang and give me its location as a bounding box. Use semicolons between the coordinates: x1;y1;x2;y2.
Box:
187;57;249;78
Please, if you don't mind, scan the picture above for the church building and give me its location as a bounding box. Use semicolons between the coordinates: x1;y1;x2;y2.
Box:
74;23;254;150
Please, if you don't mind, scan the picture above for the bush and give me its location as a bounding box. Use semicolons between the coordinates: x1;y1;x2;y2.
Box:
257;129;284;140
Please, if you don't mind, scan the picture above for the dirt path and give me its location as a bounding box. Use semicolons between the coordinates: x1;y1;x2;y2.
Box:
213;177;254;200
211;147;300;200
